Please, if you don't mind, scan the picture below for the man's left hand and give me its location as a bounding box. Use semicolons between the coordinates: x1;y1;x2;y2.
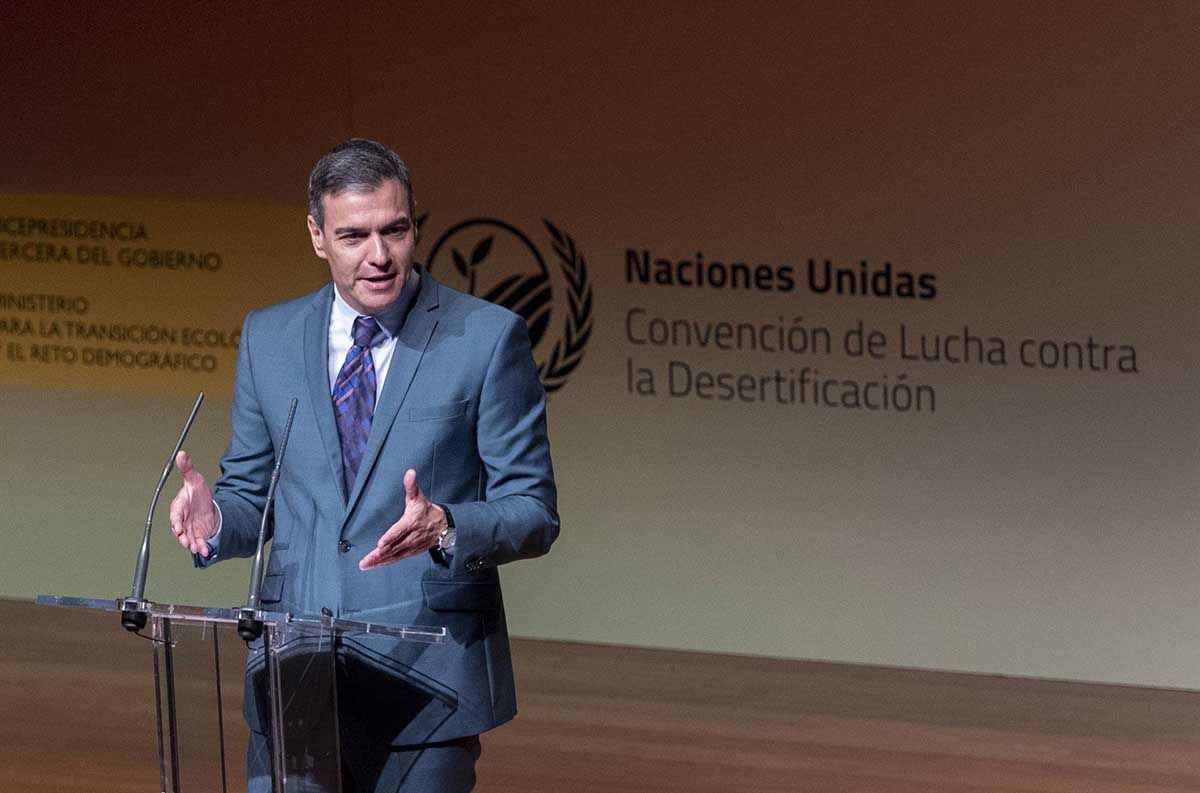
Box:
359;468;447;570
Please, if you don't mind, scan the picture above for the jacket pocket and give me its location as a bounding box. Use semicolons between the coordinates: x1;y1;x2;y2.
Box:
409;399;469;422
259;572;285;604
421;580;500;612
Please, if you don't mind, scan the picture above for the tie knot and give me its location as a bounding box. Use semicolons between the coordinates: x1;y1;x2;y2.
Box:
351;316;381;349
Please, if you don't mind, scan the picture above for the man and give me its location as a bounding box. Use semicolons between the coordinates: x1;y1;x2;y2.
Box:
168;138;559;792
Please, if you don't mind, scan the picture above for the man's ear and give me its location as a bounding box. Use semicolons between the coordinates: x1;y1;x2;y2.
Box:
307;214;328;260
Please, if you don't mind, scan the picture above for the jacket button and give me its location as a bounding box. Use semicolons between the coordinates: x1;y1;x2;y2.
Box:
338;539;351;553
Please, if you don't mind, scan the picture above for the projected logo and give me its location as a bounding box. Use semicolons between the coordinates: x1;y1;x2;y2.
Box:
425;218;593;393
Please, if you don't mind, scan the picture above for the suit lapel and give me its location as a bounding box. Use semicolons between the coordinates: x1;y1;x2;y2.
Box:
303;285;348;503
343;272;442;518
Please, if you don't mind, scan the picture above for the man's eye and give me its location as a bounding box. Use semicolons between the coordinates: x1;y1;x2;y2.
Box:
385;226;409;237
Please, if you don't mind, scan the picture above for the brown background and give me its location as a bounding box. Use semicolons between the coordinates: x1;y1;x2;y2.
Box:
2;1;1199;689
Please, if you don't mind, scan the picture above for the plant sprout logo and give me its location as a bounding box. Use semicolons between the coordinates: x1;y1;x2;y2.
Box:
425;218;593;393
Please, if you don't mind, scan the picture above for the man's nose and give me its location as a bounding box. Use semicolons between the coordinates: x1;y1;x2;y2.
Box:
364;233;390;266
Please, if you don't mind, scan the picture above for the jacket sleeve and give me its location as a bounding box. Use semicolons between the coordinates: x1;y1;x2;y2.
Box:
196;310;276;566
441;313;560;575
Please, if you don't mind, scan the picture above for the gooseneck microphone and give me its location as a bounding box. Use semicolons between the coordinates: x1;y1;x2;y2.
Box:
122;392;205;631
238;398;299;642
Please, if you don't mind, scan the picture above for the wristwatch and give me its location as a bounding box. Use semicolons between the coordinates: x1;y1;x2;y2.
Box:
437;506;457;552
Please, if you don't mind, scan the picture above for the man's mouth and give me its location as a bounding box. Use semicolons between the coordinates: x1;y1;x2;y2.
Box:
360;272;397;288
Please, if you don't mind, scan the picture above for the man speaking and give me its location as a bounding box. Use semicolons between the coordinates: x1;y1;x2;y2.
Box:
167;138;560;792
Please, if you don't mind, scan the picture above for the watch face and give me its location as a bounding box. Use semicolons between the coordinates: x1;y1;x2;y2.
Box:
439;529;457;551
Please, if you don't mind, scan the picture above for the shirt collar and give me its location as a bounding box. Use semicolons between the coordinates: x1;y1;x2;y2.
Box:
330;269;420;339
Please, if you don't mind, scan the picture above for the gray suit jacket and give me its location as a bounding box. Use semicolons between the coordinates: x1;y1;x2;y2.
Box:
203;267;559;744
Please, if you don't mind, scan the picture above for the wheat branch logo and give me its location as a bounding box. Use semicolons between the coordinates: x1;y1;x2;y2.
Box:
425;218;593;393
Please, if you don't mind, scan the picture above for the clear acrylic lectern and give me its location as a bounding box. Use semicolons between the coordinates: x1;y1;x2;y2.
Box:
36;595;445;793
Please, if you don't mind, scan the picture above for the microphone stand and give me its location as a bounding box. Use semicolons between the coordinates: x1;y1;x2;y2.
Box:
122;392;205;632
238;398;298;642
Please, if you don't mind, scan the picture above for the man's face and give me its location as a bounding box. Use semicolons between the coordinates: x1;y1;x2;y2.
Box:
307;178;416;315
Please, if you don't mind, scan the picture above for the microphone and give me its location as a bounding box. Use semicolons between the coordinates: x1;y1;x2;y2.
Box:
121;392;205;632
238;398;299;642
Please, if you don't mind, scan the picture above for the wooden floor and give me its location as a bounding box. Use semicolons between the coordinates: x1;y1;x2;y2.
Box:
3;598;1199;792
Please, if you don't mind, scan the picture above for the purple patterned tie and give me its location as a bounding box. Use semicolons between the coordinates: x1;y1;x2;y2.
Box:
334;316;384;495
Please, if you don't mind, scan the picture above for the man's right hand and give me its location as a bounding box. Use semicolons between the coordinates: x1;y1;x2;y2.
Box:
169;450;218;557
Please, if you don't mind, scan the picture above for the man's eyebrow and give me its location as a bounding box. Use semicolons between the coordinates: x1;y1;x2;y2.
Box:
332;216;410;236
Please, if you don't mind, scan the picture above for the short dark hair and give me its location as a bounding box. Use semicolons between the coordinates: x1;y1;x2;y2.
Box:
307;138;415;229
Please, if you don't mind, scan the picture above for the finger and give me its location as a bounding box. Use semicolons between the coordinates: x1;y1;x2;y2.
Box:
359;547;406;570
175;450;207;489
361;541;408;570
373;517;408;549
374;532;428;558
359;525;398;568
170;497;210;556
187;527;208;556
361;532;430;569
179;524;198;552
169;490;185;535
169;483;197;538
359;544;393;570
403;468;421;505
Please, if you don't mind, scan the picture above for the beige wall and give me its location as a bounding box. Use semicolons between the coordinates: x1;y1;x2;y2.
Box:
2;2;1198;687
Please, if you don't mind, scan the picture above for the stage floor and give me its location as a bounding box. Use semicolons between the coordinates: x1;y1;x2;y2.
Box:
3;598;1198;792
